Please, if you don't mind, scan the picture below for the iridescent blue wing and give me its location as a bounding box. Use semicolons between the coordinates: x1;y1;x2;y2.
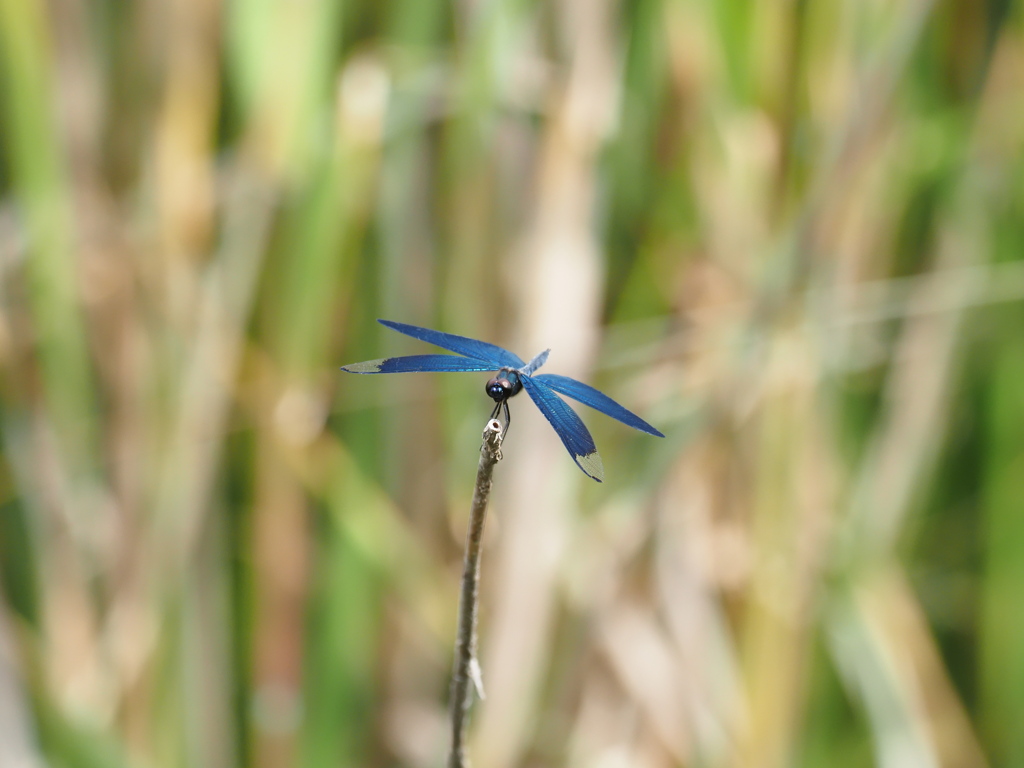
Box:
521;376;604;482
520;349;550;375
378;319;524;368
341;355;497;374
532;374;664;437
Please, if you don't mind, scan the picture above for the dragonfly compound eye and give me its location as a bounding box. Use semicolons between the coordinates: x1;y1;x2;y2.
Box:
485;377;511;401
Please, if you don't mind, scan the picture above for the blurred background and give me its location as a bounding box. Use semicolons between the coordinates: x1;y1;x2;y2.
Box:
1;0;1023;766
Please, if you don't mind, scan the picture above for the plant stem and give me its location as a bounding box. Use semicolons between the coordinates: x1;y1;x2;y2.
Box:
448;419;503;768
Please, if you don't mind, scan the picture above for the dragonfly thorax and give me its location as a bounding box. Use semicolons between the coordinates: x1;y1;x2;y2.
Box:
485;368;522;402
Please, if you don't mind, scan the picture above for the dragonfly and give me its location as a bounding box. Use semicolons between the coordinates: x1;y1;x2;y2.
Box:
340;319;664;482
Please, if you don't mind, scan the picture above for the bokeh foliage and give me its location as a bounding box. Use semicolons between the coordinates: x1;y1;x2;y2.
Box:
1;0;1023;767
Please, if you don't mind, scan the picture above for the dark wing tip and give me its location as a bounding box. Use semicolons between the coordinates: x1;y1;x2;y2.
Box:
618;409;665;438
622;414;665;438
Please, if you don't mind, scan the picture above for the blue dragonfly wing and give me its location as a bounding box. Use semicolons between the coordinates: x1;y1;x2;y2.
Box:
532;374;665;437
521;376;604;482
341;354;497;374
378;319;525;368
520;349;550;375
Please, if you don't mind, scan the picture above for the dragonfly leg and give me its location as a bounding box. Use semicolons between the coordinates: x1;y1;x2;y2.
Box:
487;399;512;440
501;400;511;440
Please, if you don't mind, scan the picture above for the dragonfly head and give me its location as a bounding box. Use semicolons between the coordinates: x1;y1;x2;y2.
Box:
485;368;521;402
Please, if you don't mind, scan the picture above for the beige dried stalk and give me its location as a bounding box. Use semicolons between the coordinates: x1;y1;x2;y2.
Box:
448;419;503;768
